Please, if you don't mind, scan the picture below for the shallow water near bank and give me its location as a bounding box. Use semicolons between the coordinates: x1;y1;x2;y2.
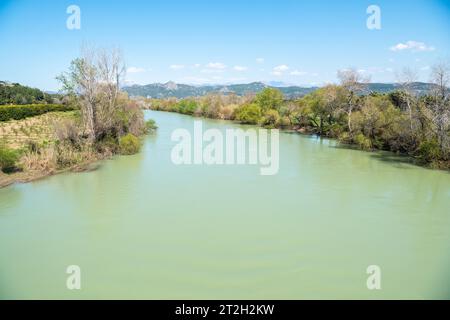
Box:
0;110;449;299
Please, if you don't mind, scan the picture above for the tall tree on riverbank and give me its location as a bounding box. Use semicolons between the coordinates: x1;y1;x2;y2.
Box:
396;67;418;132
57;46;128;142
429;62;450;153
337;68;369;134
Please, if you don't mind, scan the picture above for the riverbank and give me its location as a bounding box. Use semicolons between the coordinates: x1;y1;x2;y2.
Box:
142;106;449;171
0;110;157;189
139;83;450;170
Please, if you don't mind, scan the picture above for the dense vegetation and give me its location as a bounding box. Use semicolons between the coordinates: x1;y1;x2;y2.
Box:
145;65;450;169
0;81;58;105
0;104;74;121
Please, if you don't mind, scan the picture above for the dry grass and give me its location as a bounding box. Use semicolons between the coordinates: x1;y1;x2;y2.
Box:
0;111;78;149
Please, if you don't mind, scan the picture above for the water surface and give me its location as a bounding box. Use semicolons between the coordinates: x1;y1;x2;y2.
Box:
0;111;449;299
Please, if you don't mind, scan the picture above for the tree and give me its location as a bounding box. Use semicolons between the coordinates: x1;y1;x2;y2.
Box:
57;46;127;142
255;88;283;112
337;68;370;134
429;61;450;154
234;103;262;124
396;67;418;131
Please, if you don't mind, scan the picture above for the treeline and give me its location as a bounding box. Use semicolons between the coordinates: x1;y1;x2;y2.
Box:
0;104;74;121
0;81;60;105
145;65;450;169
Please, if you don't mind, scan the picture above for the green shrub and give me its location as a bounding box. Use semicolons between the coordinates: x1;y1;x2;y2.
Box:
355;133;372;150
255;88;283;111
417;139;441;162
176;100;197;115
0;146;20;173
234;103;262;124
338;132;351;144
119;133;141;155
145;119;158;132
260;109;281;128
0;104;74;121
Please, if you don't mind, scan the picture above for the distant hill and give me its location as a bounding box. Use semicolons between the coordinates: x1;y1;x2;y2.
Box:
123;81;318;99
123;81;437;99
0;81;52;105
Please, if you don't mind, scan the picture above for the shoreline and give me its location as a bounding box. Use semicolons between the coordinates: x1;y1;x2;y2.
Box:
0;155;107;189
146;109;450;171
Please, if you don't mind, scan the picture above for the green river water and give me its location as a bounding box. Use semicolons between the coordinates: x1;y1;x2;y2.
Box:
0;110;449;299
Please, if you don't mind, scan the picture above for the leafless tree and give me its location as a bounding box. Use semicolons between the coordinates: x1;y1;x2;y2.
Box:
337;68;370;133
57;46;127;142
429;61;450;152
396;67;418;131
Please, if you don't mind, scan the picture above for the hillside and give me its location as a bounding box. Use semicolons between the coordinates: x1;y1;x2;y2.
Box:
123;81;437;99
0;81;53;105
123;81;317;99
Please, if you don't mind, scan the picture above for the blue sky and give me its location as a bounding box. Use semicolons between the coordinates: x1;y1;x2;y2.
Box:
0;0;449;90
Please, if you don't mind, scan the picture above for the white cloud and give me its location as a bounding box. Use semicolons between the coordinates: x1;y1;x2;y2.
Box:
201;62;227;74
421;66;430;71
273;65;289;72
193;64;201;68
271;65;289;76
390;41;435;52
127;67;145;73
169;64;185;70
256;58;264;64
206;62;226;69
233;65;248;71
290;70;307;76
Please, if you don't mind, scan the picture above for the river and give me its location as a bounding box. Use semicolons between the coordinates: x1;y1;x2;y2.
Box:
0;110;449;299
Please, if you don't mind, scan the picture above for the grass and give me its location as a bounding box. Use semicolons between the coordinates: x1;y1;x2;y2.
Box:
0;111;79;150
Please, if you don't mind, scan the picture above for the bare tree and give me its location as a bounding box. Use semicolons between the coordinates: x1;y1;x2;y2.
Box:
337;68;370;133
57;46;127;142
396;67;418;131
429;61;450;152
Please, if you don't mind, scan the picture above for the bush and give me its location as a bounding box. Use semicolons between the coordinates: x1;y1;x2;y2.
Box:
0;146;20;173
145;119;158;132
417;139;441;162
119;133;141;155
234;103;262;124
338;132;352;144
260;109;281;128
0;104;74;121
255;88;283;111
354;133;372;150
176;99;197;115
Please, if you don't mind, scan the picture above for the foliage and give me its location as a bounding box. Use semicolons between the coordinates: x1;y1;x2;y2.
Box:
145;119;158;132
119;133;140;155
0;81;56;105
260;109;281;128
176;99;198;115
417;139;442;163
234;103;262;124
0;145;20;173
255;88;283;112
0;104;74;121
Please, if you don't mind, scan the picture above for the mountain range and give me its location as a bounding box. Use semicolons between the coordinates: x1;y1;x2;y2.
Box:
123;81;437;99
